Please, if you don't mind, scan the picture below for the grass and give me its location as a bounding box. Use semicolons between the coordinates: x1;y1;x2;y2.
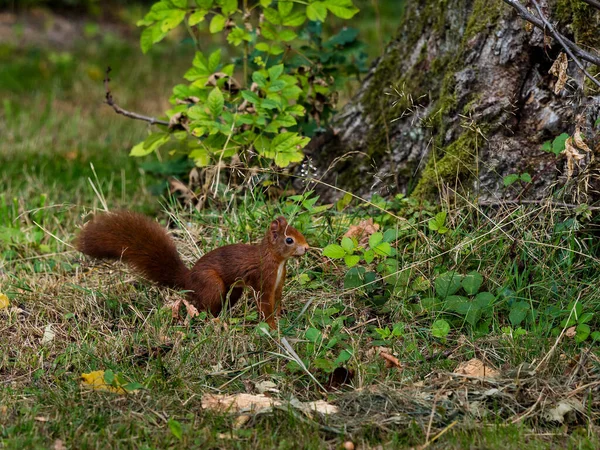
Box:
1;6;600;450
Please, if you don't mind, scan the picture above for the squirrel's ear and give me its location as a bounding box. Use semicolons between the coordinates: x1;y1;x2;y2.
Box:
270;216;287;241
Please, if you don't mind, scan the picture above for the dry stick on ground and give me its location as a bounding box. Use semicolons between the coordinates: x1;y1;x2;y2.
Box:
104;67;169;126
502;0;600;67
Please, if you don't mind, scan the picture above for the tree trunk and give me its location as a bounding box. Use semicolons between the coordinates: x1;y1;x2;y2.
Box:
299;0;600;203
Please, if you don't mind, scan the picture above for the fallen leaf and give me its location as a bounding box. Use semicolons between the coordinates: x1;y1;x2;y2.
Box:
549;52;568;94
81;370;127;395
41;324;55;345
303;400;339;415
565;326;577;338
35;416;49;422
202;393;280;413
182;299;200;319
543;399;583;423
344;218;380;247
454;358;499;378
0;292;9;310
380;351;403;369
255;380;279;394
234;414;251;428
53;440;67;450
563;137;585;178
573;126;592;153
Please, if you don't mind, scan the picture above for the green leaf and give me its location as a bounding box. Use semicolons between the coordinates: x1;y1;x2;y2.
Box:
209;13;226;33
431;319;450;339
474;291;495;308
343;266;366;289
218;0;237;14
520;172;532;183
313;358;335;372
591;331;600;341
171;0;188;7
509;301;529;326
278;29;297;42
461;271;483;295
263;7;281;24
324;0;359;19
122;382;145;392
428;211;448;233
575;324;591;343
259;0;271;6
552;132;570;155
435;271;462;299
305;327;322;343
268;64;284;81
268;132;309;167
160;9;186;32
252;71;268;88
334;349;352;365
130;133;170;156
241;90;261;104
323;244;345;259
344;254;360;267
503;173;519;187
188;9;207;26
541;140;552;153
278;0;293;17
207;87;224;117
168;418;183;440
373;242;392;257
227;27;251;46
208;49;221;72
189;148;211;166
306;1;327;21
341;237;354;253
383;229;398;243
103;369;115;385
282;11;306;26
195;0;213;7
363;249;375;264
368;232;383;248
578;312;594;324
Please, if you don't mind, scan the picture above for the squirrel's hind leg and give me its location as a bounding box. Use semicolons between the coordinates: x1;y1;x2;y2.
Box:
186;269;227;317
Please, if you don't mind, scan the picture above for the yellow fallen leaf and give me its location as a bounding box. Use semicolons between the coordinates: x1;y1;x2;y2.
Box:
81;370;127;394
0;293;9;310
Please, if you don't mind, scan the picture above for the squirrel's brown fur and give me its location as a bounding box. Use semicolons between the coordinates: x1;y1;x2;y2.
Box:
76;211;309;328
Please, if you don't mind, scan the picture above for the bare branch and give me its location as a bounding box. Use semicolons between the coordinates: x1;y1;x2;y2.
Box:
530;0;600;89
581;0;600;10
502;0;600;67
103;67;169;127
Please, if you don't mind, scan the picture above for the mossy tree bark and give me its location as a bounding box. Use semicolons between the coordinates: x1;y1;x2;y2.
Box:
300;0;600;203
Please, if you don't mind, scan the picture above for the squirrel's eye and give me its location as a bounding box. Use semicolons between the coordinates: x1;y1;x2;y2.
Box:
285;237;294;245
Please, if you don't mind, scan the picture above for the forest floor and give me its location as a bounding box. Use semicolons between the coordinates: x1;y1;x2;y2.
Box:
1;8;599;450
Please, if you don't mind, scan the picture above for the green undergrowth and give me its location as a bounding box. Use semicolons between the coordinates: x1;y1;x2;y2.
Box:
1;7;600;450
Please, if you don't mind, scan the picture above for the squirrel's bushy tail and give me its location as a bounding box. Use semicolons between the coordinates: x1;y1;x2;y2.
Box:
76;210;189;288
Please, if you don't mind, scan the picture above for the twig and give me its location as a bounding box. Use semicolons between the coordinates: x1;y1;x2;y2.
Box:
477;199;600;210
104;67;169;126
581;0;600;10
502;0;600;67
530;0;600;89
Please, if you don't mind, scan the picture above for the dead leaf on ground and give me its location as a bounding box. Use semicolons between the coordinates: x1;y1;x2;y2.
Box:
80;370;127;395
380;351;403;370
53;440;67;450
565;326;577;338
344;218;380;247
454;358;499;378
563;137;585;178
41;324;55;345
255;380;279;394
0;292;9;309
543;399;583;423
549;52;568;94
202;393;281;413
573;126;592;153
202;393;339;416
35;416;49;422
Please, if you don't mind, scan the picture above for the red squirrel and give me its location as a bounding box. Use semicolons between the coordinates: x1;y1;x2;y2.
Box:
76;211;309;328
